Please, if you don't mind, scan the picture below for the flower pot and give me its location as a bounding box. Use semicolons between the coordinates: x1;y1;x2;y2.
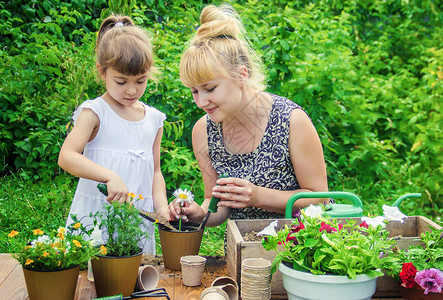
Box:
180;255;206;286
91;250;142;297
22;265;80;300
158;221;204;270
400;285;443;300
279;261;378;300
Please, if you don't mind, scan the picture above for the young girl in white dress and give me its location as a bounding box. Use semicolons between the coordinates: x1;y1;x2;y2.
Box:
58;15;170;254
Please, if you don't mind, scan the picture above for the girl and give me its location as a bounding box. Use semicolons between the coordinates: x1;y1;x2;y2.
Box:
58;15;170;254
169;4;329;227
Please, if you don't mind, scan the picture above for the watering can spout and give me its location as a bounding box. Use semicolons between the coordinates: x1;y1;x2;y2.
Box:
391;193;422;207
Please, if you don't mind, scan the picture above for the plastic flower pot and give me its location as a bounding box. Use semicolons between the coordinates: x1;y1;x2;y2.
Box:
279;261;378;300
158;221;204;270
22;265;80;300
91;250;142;297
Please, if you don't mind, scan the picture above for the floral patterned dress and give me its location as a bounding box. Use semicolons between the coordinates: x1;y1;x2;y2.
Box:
207;93;303;220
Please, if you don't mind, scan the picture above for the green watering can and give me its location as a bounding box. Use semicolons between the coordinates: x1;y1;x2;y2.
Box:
284;191;422;218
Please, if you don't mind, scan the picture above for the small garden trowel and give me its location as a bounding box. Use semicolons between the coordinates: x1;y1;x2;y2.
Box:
97;183;177;231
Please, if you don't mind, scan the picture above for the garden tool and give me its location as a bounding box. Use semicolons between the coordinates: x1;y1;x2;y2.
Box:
97;183;178;231
285;191;422;218
197;172;229;230
93;288;170;299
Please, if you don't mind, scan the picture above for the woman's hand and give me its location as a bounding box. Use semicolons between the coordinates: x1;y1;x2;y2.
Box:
168;200;205;222
212;177;259;209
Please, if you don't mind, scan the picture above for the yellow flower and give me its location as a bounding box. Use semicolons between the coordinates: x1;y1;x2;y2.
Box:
100;245;107;256
57;227;66;234
25;258;33;266
42;251;49;257
25;246;31;250
33;229;44;235
8;230;19;238
139;194;144;200
73;240;82;248
128;192;136;199
73;223;81;229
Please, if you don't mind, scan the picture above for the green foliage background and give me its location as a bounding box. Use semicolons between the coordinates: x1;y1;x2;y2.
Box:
0;0;441;252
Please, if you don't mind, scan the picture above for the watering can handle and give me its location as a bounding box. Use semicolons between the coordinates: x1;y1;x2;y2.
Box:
391;193;422;207
285;191;363;218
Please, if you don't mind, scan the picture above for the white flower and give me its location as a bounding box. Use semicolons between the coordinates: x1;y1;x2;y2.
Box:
173;188;194;206
304;205;323;219
361;216;386;228
382;205;407;223
257;220;278;237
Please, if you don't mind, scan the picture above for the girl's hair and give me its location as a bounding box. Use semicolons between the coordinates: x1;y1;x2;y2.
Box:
179;4;265;91
96;14;158;79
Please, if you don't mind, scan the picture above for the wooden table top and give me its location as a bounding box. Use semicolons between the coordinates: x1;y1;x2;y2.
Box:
0;253;404;300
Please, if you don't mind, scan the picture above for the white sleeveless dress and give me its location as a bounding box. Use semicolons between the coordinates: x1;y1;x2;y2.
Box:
66;97;166;254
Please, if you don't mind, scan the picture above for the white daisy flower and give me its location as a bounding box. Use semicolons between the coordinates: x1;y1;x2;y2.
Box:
173;188;194;206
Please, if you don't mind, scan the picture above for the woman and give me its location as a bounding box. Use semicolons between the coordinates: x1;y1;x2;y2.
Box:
169;4;329;227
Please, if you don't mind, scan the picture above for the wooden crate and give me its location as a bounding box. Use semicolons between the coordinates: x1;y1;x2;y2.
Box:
226;216;441;299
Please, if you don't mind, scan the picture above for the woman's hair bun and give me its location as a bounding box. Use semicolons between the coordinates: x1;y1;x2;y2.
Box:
196;4;242;40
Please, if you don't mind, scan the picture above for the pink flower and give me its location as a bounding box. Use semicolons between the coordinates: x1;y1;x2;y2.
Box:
415;268;443;294
286;233;298;244
400;263;418;288
359;221;369;228
319;222;343;233
290;221;305;233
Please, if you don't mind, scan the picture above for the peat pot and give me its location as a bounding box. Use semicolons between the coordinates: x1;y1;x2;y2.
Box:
22;265;80;300
279;261;378;300
158;221;204;270
91;250;142;297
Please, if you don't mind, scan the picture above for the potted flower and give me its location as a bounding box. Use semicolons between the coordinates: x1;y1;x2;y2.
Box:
260;204;405;300
158;188;204;270
7;215;99;300
91;194;150;297
382;227;443;299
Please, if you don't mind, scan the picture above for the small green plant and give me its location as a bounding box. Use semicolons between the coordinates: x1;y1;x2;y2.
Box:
261;205;402;279
95;195;148;257
6;215;99;271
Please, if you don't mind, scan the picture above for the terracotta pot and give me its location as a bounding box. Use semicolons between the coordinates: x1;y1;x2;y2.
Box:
91;250;142;297
158;221;204;270
400;285;443;300
22;265;80;300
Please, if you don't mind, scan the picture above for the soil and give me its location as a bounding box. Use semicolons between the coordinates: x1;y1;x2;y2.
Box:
242;230;263;242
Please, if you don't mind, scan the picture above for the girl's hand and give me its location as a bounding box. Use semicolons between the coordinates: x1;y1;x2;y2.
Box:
105;177;129;204
212;177;258;209
156;206;171;221
168;200;204;222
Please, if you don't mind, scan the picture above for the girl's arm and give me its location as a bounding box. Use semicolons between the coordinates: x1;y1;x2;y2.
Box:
151;127;171;220
213;108;328;214
58;108;129;203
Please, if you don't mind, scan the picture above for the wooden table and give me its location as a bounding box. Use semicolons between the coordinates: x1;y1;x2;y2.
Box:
0;253;404;299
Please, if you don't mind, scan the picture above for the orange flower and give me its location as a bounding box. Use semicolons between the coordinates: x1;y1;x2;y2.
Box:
25;258;33;266
100;245;107;256
73;223;81;229
57;227;66;235
8;230;19;238
33;229;44;235
73;240;82;248
128;192;136;199
138;194;144;200
42;251;49;257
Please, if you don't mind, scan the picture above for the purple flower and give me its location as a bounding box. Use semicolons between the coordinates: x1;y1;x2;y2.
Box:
415;268;443;294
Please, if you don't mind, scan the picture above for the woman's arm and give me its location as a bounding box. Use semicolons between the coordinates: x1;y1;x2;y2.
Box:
58;108;129;203
151;127;171;220
213;108;328;214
